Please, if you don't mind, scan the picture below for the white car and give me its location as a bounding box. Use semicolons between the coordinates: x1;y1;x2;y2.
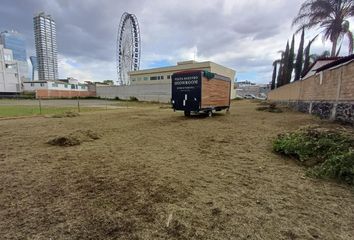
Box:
244;94;256;99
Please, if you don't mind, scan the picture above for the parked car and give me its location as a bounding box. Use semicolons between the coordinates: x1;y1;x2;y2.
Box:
244;94;256;99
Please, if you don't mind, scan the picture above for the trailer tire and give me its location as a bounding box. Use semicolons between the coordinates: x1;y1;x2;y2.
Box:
184;111;191;117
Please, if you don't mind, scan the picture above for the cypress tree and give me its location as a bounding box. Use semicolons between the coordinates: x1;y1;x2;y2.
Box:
294;28;305;81
285;35;295;84
276;54;284;88
280;41;290;87
271;61;277;90
302;42;311;77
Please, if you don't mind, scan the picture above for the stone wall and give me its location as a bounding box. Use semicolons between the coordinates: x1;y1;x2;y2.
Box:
268;61;354;124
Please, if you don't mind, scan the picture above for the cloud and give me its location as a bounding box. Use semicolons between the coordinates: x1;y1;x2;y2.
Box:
1;0;352;84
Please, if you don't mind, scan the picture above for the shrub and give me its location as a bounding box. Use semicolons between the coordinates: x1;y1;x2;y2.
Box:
310;152;354;185
129;96;139;101
273;125;354;185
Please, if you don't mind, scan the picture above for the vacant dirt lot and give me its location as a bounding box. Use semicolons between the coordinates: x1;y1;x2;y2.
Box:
0;100;353;239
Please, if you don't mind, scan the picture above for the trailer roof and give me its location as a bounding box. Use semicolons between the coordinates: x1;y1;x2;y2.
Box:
172;70;231;82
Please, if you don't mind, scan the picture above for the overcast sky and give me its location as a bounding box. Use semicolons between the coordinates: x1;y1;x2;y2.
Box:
1;0;353;83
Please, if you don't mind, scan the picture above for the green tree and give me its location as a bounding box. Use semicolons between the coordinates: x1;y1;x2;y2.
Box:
281;41;290;86
302;35;318;77
271;60;280;90
310;50;331;62
103;80;114;85
284;35;295;84
294;28;305;81
277;42;289;88
292;0;354;56
276;51;284;88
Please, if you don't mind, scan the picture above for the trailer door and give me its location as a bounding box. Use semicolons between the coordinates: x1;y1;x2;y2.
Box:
172;71;201;111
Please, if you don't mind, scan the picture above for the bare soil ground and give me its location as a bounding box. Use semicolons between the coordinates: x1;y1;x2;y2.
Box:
0;100;353;240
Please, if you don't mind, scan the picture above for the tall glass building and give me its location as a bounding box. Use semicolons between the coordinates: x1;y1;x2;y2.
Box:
30;56;38;81
0;30;29;80
33;12;58;80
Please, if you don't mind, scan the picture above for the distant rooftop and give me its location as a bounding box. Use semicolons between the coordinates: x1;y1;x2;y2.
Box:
316;54;354;72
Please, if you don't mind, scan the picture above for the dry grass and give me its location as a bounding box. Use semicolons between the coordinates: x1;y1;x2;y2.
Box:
0;100;353;239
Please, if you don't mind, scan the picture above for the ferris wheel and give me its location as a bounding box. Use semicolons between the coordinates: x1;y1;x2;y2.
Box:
116;12;141;85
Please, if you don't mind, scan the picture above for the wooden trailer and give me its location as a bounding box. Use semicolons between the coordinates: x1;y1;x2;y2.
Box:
171;70;231;116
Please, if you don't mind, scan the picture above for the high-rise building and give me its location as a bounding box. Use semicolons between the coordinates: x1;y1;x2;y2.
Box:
30;56;38;81
33;12;58;80
0;30;29;81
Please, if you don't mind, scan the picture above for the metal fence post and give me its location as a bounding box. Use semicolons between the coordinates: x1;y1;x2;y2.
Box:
38;98;42;115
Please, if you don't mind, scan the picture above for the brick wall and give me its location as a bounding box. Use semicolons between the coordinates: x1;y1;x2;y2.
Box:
268;61;354;124
269;61;354;101
36;89;96;99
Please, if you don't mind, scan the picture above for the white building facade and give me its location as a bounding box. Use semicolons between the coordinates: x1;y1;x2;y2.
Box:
0;44;21;94
97;60;236;102
0;30;29;81
23;79;88;92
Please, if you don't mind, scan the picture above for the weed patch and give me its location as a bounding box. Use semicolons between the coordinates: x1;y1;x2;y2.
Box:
274;125;354;185
256;103;282;113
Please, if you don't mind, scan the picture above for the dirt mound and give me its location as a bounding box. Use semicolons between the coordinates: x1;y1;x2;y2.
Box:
51;111;80;118
47;130;100;146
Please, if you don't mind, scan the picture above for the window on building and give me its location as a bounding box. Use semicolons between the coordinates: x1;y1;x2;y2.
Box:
40;83;44;87
167;75;171;79
81;86;85;89
150;76;157;80
4;54;12;61
143;77;148;81
161;76;164;80
131;77;136;81
64;84;68;88
30;83;34;87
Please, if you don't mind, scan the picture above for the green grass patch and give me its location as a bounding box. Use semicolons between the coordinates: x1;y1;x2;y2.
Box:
0;106;102;118
274;125;354;185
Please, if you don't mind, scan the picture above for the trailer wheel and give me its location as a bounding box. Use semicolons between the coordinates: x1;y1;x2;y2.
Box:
184;111;191;117
208;111;213;117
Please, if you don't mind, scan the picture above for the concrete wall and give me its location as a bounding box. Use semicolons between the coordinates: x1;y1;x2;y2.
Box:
268;60;354;124
96;83;171;103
